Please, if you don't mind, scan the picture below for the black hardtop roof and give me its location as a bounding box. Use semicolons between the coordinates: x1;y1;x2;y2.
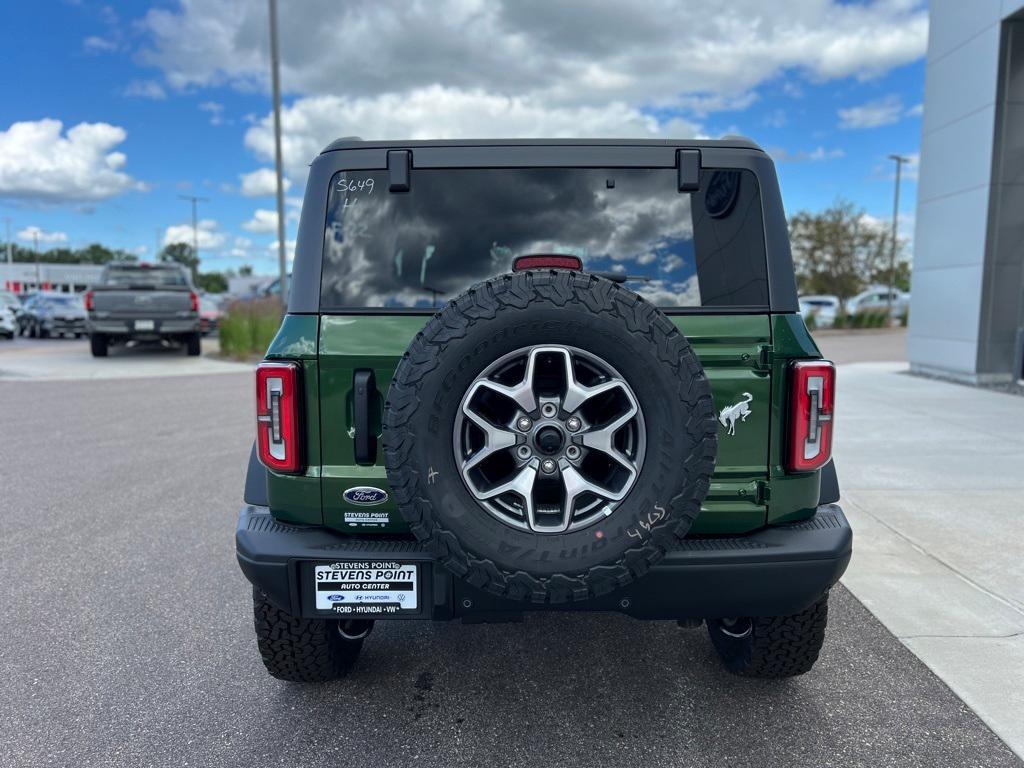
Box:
321;136;764;154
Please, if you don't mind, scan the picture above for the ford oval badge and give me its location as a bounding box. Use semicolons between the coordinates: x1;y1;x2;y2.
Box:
343;486;389;506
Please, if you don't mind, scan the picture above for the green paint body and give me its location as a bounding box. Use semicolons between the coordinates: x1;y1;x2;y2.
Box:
261;310;827;535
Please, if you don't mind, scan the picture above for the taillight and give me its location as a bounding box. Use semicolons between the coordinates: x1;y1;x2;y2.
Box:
512;254;583;271
787;360;835;473
189;291;199;312
84;291;94;311
256;361;303;474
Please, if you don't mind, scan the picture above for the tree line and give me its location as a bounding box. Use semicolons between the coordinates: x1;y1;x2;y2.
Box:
1;240;254;294
789;198;911;302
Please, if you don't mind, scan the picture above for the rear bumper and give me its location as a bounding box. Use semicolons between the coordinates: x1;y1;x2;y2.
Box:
236;504;852;621
87;317;199;336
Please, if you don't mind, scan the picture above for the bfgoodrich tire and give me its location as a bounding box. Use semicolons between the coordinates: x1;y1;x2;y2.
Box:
707;593;829;678
252;588;369;682
383;269;717;604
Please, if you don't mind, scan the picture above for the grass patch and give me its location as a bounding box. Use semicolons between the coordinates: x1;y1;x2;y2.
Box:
218;298;284;359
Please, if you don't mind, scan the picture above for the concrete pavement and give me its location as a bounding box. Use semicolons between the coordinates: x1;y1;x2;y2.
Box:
0;336;250;381
834;361;1024;758
2;371;1020;767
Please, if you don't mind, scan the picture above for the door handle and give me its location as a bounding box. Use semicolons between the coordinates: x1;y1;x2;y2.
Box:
353;369;377;465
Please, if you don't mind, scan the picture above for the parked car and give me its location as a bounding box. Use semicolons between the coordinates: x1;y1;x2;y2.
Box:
0;289;20;317
845;286;910;319
199;296;222;335
84;262;201;357
236;137;849;683
21;292;87;338
0;304;14;339
13;294;33;336
798;295;841;328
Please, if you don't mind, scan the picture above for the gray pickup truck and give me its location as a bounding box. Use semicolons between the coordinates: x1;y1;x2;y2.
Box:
85;262;201;357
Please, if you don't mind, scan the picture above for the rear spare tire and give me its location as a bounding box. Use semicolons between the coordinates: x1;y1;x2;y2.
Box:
383;270;717;604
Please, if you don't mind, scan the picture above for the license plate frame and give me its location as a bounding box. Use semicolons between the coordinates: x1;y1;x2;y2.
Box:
311;560;420;617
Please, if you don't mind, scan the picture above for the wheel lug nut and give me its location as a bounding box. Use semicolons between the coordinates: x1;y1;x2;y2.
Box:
540;459;557;474
516;416;532;431
566;445;580;459
566;416;581;432
516;445;532;459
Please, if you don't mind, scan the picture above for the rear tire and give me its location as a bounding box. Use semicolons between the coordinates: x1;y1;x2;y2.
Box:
185;332;201;356
89;334;108;357
707;593;828;678
252;588;369;682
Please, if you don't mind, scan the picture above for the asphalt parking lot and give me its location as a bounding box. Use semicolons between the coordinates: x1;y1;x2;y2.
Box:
1;339;1020;767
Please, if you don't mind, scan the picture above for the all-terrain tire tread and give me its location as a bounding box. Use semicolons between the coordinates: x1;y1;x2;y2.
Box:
252;588;361;683
382;270;717;605
708;594;829;678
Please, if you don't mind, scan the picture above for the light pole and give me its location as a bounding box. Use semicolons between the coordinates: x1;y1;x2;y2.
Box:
268;0;288;302
178;194;209;277
887;154;910;322
32;228;41;289
3;217;11;267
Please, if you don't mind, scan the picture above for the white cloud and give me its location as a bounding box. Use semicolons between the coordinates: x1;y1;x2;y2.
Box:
244;87;702;179
17;226;68;245
122;79;167;100
242;209;279;233
136;1;927;187
661;254;685;272
838;94;905;129
84;35;117;53
140;0;927;105
239;167;290;197
199;101;227;126
0;119;144;204
769;146;845;163
163;218;226;249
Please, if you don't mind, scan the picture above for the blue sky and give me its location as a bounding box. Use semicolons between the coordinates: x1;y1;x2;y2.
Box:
0;1;928;275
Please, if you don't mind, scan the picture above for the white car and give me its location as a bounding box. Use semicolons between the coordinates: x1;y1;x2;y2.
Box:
0;306;14;339
846;286;910;319
798;295;841;328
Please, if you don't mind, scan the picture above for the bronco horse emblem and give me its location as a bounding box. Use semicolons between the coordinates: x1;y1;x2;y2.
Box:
719;393;753;436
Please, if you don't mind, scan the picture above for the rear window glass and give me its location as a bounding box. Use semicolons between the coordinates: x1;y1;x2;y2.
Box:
104;266;187;288
320;167;768;311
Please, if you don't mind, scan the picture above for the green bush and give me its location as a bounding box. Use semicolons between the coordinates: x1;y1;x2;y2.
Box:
899;308;909;327
219;297;284;359
832;313;847;329
805;312;817;330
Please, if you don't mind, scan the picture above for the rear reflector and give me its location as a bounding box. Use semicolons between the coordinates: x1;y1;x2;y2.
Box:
787;360;835;473
256;361;303;474
512;255;583;272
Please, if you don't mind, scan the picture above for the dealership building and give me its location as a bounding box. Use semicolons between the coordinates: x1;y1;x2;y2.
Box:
0;262;104;295
910;0;1024;382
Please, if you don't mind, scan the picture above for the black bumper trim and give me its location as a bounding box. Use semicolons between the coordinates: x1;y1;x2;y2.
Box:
236;504;852;620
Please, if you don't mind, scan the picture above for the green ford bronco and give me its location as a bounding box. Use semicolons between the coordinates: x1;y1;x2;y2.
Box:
236;138;849;682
